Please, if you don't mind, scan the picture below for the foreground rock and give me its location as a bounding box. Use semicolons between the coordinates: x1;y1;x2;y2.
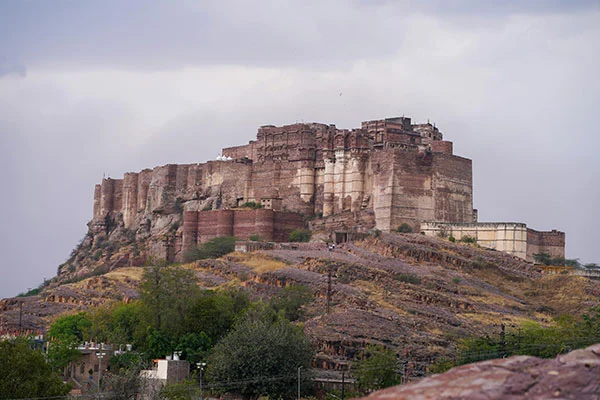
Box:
364;343;600;400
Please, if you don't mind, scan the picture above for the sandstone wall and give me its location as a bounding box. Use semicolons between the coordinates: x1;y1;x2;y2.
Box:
90;116;478;250
92;160;252;226
431;140;453;155
526;228;565;261
432;154;473;224
371;150;436;232
181;209;304;257
420;224;566;263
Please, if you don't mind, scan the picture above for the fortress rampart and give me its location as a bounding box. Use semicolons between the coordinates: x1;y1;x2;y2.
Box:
526;228;566;261
420;222;565;262
88;115;565;262
182;209;303;254
93;116;474;233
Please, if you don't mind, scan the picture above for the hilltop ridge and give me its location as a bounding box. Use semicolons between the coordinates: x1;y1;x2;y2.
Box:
2;232;598;379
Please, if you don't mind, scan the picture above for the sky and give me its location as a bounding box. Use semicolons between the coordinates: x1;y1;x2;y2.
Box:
0;0;599;299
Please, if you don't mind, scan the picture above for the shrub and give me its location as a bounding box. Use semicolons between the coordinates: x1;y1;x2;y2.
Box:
396;273;421;285
396;223;413;233
239;201;262;209
202;201;213;211
452;277;461;284
448;236;456;243
352;345;400;392
459;236;476;244
183;237;236;262
92;249;103;261
249;234;261;241
289;229;312;243
368;228;382;238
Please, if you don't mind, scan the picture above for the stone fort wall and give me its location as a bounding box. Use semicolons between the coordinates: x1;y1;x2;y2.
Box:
93;116;475;234
526;228;565;261
420;222;565;263
182;209;303;256
89;115;566;262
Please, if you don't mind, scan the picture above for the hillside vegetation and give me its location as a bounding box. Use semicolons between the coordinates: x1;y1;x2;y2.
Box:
1;232;599;383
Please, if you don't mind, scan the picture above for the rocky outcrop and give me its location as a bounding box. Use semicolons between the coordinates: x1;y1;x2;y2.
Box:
364;343;600;400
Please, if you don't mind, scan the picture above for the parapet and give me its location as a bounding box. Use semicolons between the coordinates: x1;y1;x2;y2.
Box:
431;140;453;155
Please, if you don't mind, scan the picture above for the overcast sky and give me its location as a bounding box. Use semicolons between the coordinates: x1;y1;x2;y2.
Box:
1;0;599;299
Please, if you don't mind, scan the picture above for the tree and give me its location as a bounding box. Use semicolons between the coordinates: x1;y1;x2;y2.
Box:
48;312;92;342
183;237;236;262
183;289;249;346
270;285;313;321
139;263;200;339
396;223;413;233
87;301;141;346
0;338;71;399
289;229;311;242
103;352;147;400
206;306;314;398
47;312;91;373
351;345;400;392
533;253;552;265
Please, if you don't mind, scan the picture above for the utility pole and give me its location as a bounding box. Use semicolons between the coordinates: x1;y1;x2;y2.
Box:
197;362;206;400
500;323;506;357
96;345;106;393
327;266;332;314
297;366;302;400
18;301;23;330
341;371;345;400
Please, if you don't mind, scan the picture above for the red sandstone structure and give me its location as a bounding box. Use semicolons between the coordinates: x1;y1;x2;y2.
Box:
89;116;564;263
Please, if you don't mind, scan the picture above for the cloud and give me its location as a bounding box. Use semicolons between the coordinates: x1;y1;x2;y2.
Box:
2;0;597;71
0;60;26;77
0;1;599;297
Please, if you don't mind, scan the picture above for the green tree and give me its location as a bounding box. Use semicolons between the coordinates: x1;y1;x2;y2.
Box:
183;236;237;262
270;285;313;321
352;345;400;392
87;301;141;346
0;338;71;399
289;229;311;242
139;263;200;339
206;306;314;398
48;312;92;342
533;253;552;265
183;289;249;345
47;312;91;373
436;307;600;373
396;223;413;233
103;352;147;400
161;380;199;400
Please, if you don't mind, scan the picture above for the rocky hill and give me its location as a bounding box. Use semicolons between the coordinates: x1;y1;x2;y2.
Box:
2;232;599;379
364;343;600;399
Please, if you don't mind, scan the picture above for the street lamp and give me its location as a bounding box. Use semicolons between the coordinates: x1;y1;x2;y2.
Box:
196;362;207;400
96;345;106;392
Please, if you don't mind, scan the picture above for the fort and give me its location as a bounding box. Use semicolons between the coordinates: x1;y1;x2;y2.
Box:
90;116;564;263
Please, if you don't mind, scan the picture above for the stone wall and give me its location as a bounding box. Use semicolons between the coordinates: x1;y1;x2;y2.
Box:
421;222;528;260
420;222;565;262
526;228;565;260
181;209;304;257
91;116;477;250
